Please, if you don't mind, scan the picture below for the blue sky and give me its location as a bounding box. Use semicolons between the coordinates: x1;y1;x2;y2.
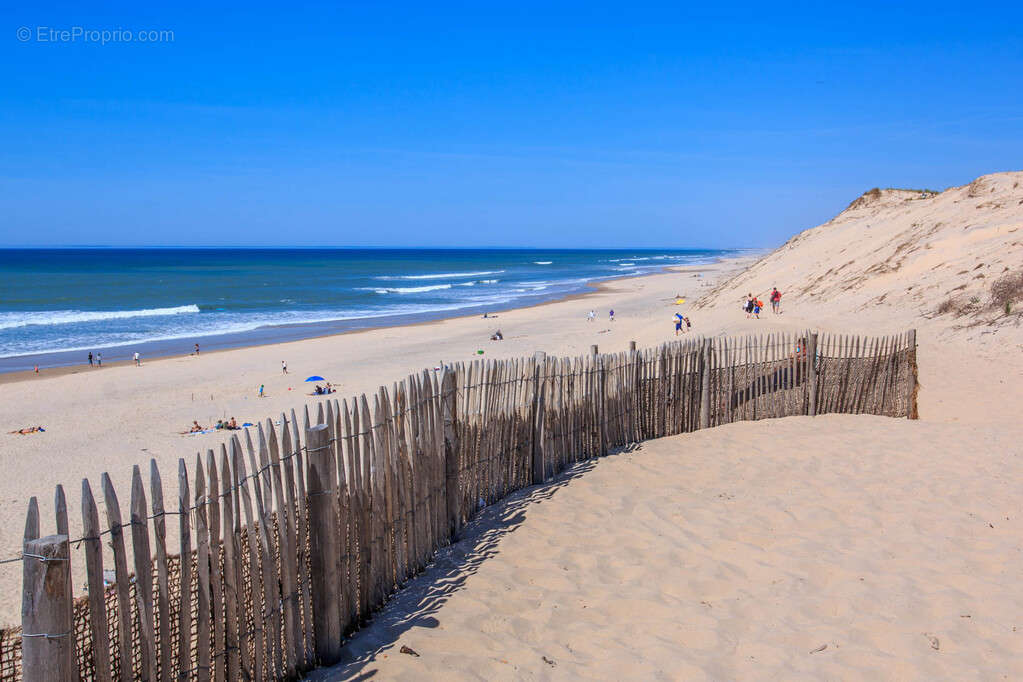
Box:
1;2;1021;248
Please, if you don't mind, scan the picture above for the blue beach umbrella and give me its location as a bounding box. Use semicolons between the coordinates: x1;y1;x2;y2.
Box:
305;375;325;382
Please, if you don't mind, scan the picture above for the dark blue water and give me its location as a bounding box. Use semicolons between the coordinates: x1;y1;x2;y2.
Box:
0;248;735;369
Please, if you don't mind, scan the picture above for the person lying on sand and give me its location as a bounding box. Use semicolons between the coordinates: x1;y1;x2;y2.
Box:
180;421;205;434
9;426;44;435
490;329;504;341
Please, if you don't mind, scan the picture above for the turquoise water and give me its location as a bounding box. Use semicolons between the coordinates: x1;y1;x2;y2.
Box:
0;248;735;370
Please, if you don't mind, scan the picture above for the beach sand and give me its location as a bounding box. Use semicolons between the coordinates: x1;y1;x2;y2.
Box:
2;171;1022;679
311;415;1023;681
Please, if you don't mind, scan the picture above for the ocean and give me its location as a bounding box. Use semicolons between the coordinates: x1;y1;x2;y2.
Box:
0;248;737;372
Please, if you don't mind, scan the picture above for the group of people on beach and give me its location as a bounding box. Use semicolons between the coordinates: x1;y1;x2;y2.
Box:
83;351;142;366
586;309;616;323
185;417;241;434
85;343;199;369
744;288;783;319
312;383;335;395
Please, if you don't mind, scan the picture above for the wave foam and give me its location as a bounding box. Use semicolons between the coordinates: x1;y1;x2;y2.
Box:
0;305;201;330
363;284;453;294
375;270;504;281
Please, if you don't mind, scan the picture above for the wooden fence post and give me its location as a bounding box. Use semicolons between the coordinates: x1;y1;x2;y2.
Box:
597;354;607;455
807;332;819;417
699;338;712;429
906;329;919;419
629;340;636;352
80;481;112;682
531;352;546;484
441;369;461;540
590;344;598;356
21;531;73;682
305;423;342;665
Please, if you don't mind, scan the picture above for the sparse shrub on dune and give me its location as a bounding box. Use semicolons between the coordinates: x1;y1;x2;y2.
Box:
989;271;1023;314
935;297;958;315
846;187;883;211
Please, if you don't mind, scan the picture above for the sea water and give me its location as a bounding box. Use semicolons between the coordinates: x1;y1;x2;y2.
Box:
0;248;736;371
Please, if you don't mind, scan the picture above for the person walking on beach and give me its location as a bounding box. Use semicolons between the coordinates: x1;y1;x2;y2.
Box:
587;310;596;323
194;343;200;355
87;352;93;366
744;294;754;319
282;360;288;374
674;312;684;336
770;287;782;314
609;309;615;322
753;298;762;319
134;352;141;367
258;384;265;398
96;353;102;367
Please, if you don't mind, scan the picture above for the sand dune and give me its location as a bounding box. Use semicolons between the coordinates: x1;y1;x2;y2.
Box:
698;170;1023;347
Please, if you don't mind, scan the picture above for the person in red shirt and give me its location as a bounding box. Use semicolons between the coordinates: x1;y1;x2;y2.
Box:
770;287;782;314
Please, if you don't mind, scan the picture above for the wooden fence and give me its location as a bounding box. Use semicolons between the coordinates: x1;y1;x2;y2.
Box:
2;330;917;681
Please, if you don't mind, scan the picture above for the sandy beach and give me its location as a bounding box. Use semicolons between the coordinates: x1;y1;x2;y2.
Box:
2;172;1022;679
0;257;750;620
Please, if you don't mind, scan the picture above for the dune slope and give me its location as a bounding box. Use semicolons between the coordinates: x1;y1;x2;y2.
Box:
698;171;1023;345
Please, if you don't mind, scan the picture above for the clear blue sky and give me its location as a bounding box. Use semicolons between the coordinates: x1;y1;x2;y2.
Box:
2;2;1021;248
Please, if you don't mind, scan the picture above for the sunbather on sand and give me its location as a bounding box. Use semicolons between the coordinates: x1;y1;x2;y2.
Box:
180;421;205;434
8;426;44;435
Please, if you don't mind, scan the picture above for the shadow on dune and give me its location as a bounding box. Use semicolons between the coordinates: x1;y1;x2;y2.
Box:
306;447;636;681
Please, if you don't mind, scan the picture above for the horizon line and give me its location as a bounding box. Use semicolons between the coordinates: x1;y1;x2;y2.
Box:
0;244;763;251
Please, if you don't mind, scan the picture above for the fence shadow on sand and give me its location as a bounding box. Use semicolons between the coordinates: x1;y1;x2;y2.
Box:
307;454;605;681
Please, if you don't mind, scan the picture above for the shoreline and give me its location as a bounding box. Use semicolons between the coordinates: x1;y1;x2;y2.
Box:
1;249;762;376
0;259;748;386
